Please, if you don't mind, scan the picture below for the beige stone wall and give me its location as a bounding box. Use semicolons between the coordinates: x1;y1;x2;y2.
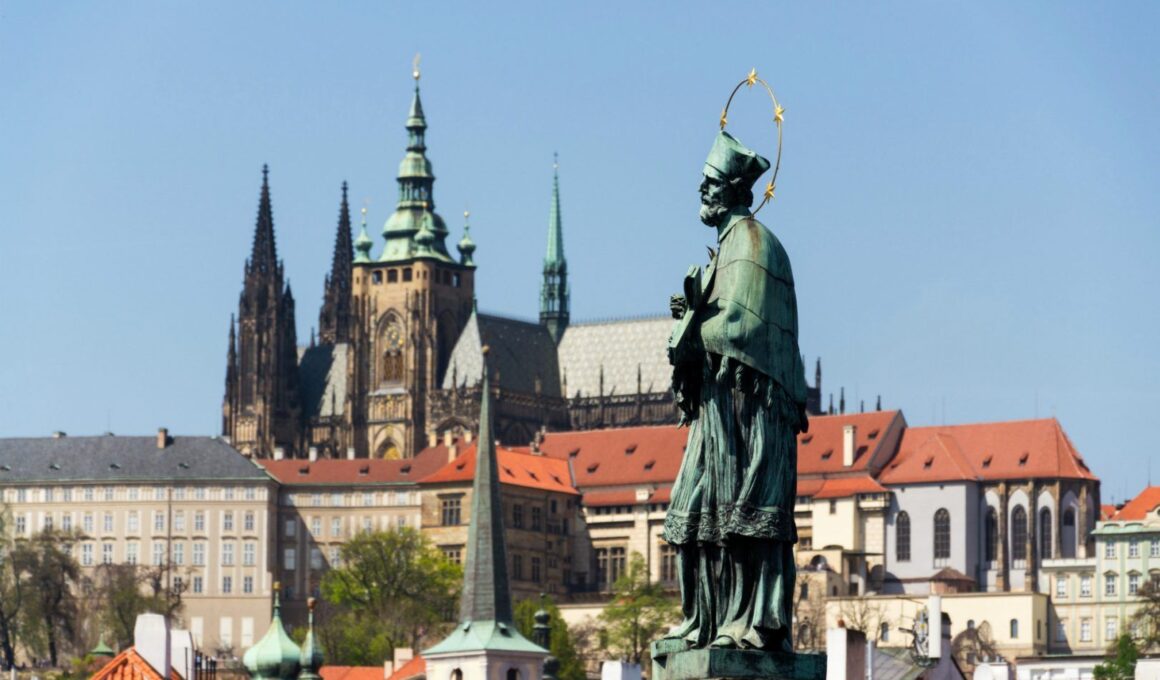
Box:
2;479;277;656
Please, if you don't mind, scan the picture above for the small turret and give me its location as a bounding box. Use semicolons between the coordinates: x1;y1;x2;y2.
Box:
243;583;300;680
540;154;570;344
354;206;373;263
457;210;476;266
298;597;324;680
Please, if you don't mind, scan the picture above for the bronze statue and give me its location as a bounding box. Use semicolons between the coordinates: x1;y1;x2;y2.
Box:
664;125;808;653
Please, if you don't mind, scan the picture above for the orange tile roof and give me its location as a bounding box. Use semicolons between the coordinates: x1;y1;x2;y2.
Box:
811;475;889;499
386;656;426;680
1101;504;1119;520
536;425;688;489
879;418;1096;485
797;411;904;475
90;648;181;680
583;486;672;507
797;478;825;497
322;666;389;680
260;447;446;485
1111;486;1160;521
419;444;578;495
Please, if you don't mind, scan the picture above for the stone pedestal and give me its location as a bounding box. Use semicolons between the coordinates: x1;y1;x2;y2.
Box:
650;640;826;680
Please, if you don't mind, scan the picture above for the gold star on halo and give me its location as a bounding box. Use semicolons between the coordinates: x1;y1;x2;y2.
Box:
774;104;785;125
764;181;776;201
719;107;728;130
746;68;758;87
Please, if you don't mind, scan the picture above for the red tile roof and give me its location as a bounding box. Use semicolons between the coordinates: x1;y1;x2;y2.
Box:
260;448;446;485
322;666;389;680
91;648;181;680
1101;504;1119;520
386;656;426;680
536;425;688;489
1111;486;1160;521
879;418;1096;485
419;445;578;495
797;411;905;475
811;475;889;499
583;486;672;507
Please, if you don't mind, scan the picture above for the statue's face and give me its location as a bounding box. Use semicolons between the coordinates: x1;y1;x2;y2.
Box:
699;174;731;227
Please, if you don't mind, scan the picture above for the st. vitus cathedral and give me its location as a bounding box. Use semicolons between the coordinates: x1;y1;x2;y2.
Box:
222;72;825;460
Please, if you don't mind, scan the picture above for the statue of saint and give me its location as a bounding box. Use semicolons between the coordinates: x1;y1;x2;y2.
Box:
664;130;808;653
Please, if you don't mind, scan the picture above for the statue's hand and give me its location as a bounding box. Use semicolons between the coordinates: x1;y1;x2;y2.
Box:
670;294;687;319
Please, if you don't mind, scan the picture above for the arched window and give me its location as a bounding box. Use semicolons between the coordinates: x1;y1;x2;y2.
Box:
985;508;999;562
1010;619;1019;639
933;509;950;562
880;622;890;642
1061;508;1077;559
896;511;911;562
1012;506;1028;562
451;671;463;680
1039;507;1053;559
506;669;521;680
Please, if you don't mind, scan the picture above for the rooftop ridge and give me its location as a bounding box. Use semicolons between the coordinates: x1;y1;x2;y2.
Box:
569;313;670;326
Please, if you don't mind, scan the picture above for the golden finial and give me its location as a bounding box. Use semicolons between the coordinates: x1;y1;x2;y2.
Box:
464;209;470;222
307;596;317;611
764;181;776;201
481;344;491;356
273;581;281;592
718;68;785;215
412;53;422;80
774;104;785;125
746;68;758;87
719;107;728;130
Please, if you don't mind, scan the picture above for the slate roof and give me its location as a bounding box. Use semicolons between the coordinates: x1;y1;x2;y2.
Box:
0;436;267;484
259;447;446;486
299;343;349;418
442;312;562;397
556;316;673;398
1110;486;1160;521
879;418;1096;485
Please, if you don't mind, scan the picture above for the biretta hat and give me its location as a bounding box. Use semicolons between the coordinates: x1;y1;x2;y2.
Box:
703;131;771;190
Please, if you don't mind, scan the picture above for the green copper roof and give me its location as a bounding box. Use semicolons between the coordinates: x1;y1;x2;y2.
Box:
544;156;565;270
298;600;324;680
540;156;569;342
457;211;476;266
90;636;115;658
424;358;545;657
380;77;453;264
354;210;373;264
243;588;301;680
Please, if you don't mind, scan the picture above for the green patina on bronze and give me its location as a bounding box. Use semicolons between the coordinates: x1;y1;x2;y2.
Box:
662;130;810;657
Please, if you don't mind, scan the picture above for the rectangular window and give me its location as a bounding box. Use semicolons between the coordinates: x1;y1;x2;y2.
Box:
1081;575;1092;597
42;514;53;532
84;487;94;502
83;513;94;533
513;554;523;580
397;515;406;529
331;517;342;537
363;492;374;507
104;487;114;501
310;547;323;570
660;544;678;583
512;504;524;529
173;487;185;501
311;517;322;536
126;542;139;565
195;487;206;501
194;511;205;532
1129;573;1140;595
1106;542;1116;559
1106;617;1118;642
1129;539;1139;558
173;542;185;565
153;511;165;532
531;556;542;583
224;486;235;501
154;486;165;501
14;516;25;535
329;547;342;567
442;497;462;526
127;487;138;501
222;542;235;566
82;543;94;566
1055;618;1067;643
127;511;139;533
531;506;543;531
243;511;255;532
192;542;206;566
312;493;322;507
283;519;296;537
245;487;256;501
61;514;72;531
1106;574;1117;596
331;492;343;507
152;541;165;566
102;543;114;564
223;511;234;532
1056;576;1067;599
62;488;72;502
174;511;185;532
192;576;203;594
243;576;254;594
362;516;372;533
103;512;114;533
222;576;232;594
284;548;296;570
1080;618;1092;642
243;542;256;566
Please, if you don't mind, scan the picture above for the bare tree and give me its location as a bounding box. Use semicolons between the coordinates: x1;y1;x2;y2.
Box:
838;596;890;643
792;571;826;651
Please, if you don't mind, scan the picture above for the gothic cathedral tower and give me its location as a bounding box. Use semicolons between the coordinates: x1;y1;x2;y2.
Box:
539;156;569;344
222;166;303;457
349;68;476;459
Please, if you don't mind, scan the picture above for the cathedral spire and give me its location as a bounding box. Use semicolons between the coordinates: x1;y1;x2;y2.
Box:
319;182;354;344
380;59;453;263
354;206;373;263
249;164;278;278
540;154;569;344
459;350;512;624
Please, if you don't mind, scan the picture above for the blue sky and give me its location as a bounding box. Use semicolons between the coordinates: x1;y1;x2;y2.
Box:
1;3;1156;502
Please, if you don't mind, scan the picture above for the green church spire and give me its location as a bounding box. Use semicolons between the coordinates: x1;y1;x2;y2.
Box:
380;57;453;263
540;154;569;343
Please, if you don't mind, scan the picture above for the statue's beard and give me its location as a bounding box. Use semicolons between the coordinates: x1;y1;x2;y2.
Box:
699;199;730;227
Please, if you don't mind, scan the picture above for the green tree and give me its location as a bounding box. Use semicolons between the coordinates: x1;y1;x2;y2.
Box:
1131;580;1160;652
90;562;186;649
14;529;83;666
514;596;585;680
0;507;28;669
597;553;679;665
1094;633;1138;680
320;528;460;663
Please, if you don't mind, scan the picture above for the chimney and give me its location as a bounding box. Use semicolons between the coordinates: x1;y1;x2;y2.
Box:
443;431;453;447
134;613;171;679
384;661;394;679
448;441;458;464
273;447;285;461
346;447;356;460
843;424;856;467
465;430;474;444
170;629;195;680
427;432;437;448
308;446;318;462
157;428;170;449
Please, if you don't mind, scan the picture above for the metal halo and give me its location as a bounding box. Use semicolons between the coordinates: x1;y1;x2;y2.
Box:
719;68;784;215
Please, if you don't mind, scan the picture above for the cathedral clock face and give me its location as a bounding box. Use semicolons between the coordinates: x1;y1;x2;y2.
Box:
384;324;404;350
